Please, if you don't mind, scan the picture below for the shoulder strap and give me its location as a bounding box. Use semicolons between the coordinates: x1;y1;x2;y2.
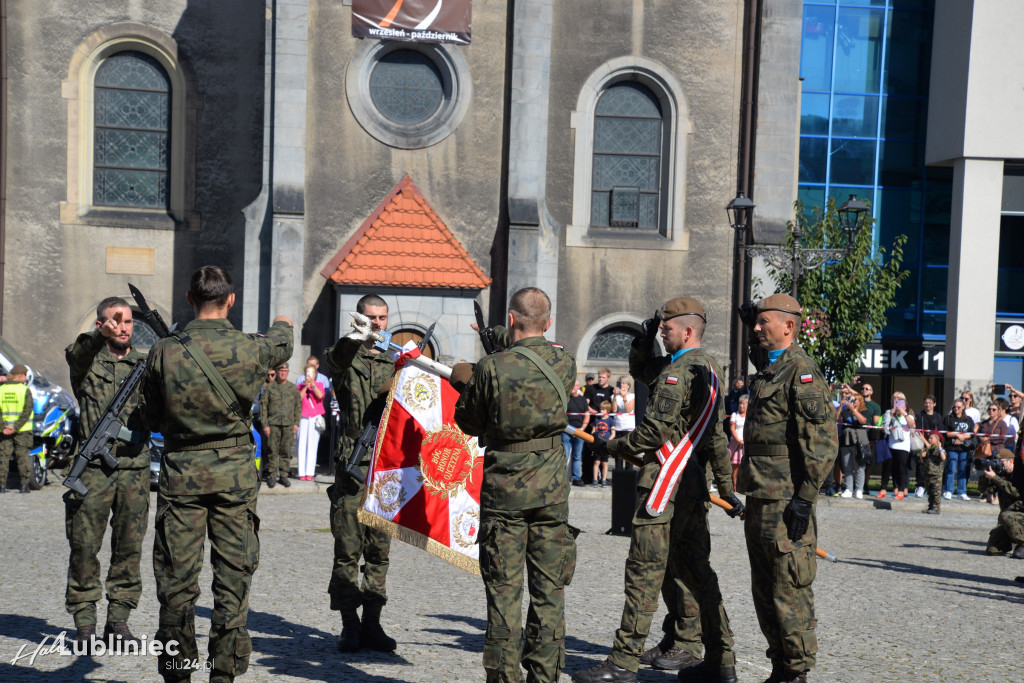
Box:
173;332;248;423
511;346;569;414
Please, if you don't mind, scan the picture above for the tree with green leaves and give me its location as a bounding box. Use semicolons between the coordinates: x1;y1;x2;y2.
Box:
760;198;909;383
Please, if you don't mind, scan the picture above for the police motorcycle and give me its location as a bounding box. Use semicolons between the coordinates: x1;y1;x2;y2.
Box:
0;336;79;489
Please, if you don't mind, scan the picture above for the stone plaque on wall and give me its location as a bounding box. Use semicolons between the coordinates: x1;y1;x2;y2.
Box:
105;246;156;275
353;0;471;44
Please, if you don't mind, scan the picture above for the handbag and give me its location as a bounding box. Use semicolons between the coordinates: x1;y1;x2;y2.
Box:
884;411;905;443
857;441;874;465
910;430;926;453
973;438;992;460
313;415;326;433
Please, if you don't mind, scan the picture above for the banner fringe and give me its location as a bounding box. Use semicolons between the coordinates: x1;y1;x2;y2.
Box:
358;508;481;577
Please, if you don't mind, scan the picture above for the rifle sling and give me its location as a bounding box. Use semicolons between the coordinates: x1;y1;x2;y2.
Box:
172;332;250;428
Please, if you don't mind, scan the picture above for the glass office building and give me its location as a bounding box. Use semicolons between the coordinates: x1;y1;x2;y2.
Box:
799;0;950;340
799;0;1024;393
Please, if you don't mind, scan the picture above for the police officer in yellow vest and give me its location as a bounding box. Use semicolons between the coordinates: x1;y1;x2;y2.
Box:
0;364;35;493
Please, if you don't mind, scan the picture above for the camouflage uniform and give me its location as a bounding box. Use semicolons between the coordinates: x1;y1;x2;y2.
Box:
738;341;837;677
0;378;33;487
919;444;945;511
260;379;301;483
142;318;292;681
603;344;737;673
984;461;1024;554
454;332;577;683
63;329;150;629
324;337;395;612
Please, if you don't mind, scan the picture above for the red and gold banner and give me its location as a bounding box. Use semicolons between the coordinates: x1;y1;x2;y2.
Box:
358;363;484;575
353;0;472;45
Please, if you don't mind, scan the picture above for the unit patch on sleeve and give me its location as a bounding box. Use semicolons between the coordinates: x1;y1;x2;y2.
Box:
799;373;813;384
666;376;678;385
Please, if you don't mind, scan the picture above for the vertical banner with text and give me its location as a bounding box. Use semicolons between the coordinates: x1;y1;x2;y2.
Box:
353;0;472;45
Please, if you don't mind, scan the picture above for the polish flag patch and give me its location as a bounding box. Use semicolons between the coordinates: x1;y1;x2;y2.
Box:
666;376;678;385
800;373;813;384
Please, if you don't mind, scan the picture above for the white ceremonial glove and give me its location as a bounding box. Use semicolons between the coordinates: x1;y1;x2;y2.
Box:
345;311;373;341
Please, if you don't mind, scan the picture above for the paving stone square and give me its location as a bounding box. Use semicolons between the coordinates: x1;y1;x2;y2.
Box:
1;481;1021;681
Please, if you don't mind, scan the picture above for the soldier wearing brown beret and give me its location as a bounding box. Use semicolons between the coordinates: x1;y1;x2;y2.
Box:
738;294;838;682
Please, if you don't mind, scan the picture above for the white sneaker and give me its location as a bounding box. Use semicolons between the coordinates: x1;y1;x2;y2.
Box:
854;490;863;499
840;489;853;498
942;491;952;500
915;487;925;498
960;493;970;501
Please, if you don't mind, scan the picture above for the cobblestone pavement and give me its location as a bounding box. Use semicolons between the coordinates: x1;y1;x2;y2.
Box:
2;478;1022;682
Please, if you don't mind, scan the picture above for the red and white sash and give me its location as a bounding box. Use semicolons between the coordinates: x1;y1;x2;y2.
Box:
645;363;720;517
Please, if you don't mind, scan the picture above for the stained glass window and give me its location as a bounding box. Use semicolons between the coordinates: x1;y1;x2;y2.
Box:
369;50;444;125
93;51;171;209
592;82;663;230
589;326;640;361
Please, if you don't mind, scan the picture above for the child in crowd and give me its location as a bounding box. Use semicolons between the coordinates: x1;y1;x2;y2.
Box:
592;400;616;487
920;431;946;514
728;394;747;488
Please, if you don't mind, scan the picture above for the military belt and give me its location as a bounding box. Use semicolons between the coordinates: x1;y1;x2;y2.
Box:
745;443;789;456
488;435;562;453
165;433;253;452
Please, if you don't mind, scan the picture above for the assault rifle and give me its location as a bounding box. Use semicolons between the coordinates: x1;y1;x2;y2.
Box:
473;301;499;356
62;284;173;496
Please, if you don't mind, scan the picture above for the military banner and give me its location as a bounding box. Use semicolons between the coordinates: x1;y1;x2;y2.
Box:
352;0;472;45
357;362;484;575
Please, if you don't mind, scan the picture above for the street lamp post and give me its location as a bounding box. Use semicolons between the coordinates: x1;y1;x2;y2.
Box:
726;193;869;378
729;193;869;297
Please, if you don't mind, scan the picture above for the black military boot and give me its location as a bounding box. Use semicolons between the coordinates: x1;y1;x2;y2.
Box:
279;475;291;488
359;603;397;652
336;610;361;652
265;476;276;489
73;624;96;654
571;659;637;683
677;661;737;682
1012;544;1024;559
639;641;671;667
652;647;702;671
104;621;142;649
20;482;31;493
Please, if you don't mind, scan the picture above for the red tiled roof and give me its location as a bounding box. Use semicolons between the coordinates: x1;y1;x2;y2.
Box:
321;176;491;290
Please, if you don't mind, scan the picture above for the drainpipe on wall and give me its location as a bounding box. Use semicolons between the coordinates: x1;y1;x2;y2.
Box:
0;0;8;335
731;0;762;380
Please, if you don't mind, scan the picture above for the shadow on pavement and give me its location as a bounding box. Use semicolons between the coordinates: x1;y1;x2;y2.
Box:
416;612;485;652
842;557;1017;588
0;614;113;681
246;608;410;681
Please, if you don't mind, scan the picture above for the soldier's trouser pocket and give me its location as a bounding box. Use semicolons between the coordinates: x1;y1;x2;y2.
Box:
243;501;261;574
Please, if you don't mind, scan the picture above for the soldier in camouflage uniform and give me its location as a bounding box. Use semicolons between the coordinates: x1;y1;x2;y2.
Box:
573;297;743;683
141;266;292;683
919;431;945;514
738;294;838;683
324;294;397;653
454;287;577;683
259;363;300;488
63;299;151;649
0;364;34;493
983;448;1024;557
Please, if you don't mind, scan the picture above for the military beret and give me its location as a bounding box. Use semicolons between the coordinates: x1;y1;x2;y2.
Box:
997;448;1015;460
757;294;802;317
658;297;706;322
275;362;290;371
9;364;28;376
